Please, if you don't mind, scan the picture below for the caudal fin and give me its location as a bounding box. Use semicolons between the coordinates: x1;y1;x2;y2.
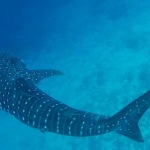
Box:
116;123;144;142
112;90;150;142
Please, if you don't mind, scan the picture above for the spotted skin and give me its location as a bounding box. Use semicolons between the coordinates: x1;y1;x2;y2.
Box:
0;53;150;142
28;69;63;84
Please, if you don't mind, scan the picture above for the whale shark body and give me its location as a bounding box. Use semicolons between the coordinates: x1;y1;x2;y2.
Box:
0;52;150;142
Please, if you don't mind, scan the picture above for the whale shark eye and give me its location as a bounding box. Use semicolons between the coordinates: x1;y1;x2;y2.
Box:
9;58;19;65
9;58;27;71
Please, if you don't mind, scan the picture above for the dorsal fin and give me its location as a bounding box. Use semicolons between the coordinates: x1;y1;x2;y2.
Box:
28;69;63;84
15;77;39;97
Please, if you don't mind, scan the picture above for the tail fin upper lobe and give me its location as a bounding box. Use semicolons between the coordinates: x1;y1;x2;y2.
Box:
112;90;150;142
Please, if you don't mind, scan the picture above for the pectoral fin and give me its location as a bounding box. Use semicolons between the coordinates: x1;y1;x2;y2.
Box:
29;69;63;84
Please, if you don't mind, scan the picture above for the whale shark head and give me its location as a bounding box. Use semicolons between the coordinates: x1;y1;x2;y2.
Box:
0;53;29;81
0;52;63;84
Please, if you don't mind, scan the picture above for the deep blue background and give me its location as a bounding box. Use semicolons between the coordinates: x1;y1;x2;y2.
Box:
0;0;70;55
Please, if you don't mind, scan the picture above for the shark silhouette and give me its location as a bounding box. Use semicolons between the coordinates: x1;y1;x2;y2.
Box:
0;52;150;142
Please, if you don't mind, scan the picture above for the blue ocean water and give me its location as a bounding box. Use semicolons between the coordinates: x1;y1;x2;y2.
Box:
1;0;150;149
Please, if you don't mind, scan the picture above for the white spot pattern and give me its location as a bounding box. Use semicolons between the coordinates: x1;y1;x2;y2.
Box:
0;52;150;143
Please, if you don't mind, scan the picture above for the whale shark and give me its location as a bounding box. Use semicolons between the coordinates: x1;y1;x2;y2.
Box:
0;52;150;142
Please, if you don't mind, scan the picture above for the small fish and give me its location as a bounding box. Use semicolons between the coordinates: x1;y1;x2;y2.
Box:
0;52;149;142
